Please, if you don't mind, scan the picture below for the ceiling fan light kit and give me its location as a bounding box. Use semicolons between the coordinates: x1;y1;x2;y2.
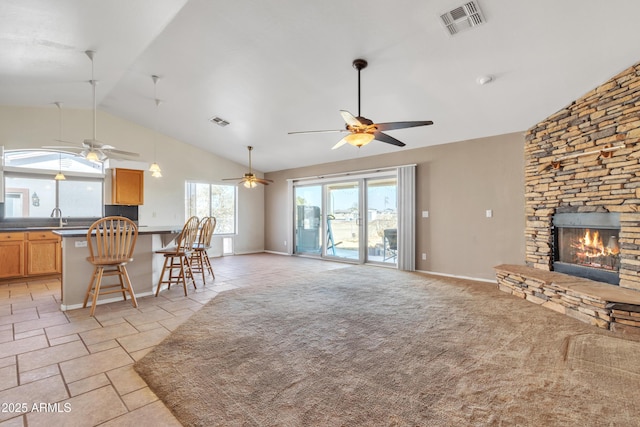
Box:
288;58;433;150
85;150;100;162
344;132;374;148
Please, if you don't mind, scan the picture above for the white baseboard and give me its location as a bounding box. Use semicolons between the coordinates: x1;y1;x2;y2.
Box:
264;250;289;256
60;290;155;312
232;250;267;255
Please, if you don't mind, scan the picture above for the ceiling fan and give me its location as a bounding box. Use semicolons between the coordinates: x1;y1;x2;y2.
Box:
288;58;434;149
44;50;139;162
223;146;273;188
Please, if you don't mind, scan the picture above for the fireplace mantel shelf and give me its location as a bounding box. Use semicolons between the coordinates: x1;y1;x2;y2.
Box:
495;264;640;334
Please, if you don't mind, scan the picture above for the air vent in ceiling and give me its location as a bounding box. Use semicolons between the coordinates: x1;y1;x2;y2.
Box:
209;116;230;127
440;1;485;36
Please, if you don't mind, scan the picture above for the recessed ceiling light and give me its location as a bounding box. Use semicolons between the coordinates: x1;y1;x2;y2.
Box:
476;75;493;85
209;116;230;127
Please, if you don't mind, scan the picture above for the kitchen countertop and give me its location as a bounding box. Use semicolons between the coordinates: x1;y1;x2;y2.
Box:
52;225;184;237
0;225;183;236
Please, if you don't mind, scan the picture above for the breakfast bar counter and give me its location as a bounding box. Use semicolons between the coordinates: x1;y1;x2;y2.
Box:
54;225;183;311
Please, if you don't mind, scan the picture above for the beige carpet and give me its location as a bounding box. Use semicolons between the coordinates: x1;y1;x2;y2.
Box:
134;266;640;426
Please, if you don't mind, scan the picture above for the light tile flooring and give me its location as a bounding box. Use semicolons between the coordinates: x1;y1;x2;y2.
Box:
0;253;349;426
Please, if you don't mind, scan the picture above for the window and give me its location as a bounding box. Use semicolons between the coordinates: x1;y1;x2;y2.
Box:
2;150;104;219
185;181;236;234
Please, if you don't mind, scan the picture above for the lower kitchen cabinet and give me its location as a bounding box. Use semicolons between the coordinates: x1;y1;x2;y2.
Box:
0;231;61;280
26;231;62;276
0;233;25;279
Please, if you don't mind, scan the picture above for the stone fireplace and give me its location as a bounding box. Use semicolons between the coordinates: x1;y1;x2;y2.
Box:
523;62;640;293
495;61;640;334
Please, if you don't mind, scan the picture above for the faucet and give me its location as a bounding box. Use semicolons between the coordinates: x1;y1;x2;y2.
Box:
50;207;67;228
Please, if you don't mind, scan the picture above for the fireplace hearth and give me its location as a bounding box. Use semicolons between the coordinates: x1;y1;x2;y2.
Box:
553;213;620;285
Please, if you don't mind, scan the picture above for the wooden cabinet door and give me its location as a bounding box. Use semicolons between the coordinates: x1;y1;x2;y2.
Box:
0;233;25;278
26;232;61;275
112;168;144;205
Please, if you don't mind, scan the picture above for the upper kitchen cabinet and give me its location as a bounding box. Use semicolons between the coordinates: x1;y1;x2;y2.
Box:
111;168;144;205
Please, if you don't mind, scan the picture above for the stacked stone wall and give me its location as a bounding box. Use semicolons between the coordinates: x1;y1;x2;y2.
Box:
525;63;640;290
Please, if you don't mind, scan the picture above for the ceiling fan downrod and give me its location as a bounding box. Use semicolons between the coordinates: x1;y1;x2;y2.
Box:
352;59;367;118
86;50;97;142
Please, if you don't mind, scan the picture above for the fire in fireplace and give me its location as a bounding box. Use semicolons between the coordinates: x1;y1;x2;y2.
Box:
553;213;620;285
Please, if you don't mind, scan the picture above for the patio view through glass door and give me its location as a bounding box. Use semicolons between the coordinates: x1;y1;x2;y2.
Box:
366;177;398;264
326;181;360;261
293;173;398;266
294;185;322;255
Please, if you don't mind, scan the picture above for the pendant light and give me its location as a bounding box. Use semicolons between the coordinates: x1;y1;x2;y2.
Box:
54;102;66;180
149;75;162;178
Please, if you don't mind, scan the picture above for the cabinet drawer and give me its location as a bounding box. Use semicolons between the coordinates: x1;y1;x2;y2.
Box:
27;231;59;241
0;232;25;241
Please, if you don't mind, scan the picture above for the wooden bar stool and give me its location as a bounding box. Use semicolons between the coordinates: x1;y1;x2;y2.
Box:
190;216;216;283
83;216;139;316
155;216;200;296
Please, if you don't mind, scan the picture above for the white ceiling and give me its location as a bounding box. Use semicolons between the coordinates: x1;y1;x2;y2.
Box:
2;0;640;172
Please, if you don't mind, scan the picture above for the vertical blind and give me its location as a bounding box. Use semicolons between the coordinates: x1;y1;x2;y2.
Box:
397;165;416;271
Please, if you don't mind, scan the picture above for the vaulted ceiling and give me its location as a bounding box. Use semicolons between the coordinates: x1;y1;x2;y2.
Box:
2;0;640;172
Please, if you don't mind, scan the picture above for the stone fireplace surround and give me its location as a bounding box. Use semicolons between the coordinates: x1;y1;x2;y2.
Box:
495;62;640;335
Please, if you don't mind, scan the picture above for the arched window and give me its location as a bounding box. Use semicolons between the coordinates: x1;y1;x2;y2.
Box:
2;149;104;219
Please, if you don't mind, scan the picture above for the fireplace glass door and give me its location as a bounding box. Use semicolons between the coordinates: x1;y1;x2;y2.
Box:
556;227;620;272
553;212;621;284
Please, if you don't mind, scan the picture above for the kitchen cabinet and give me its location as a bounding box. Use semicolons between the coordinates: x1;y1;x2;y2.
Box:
111;168;144;205
26;231;61;276
0;231;62;279
0;232;25;279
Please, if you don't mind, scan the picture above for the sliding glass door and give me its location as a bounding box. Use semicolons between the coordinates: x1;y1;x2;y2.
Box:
293;173;398;265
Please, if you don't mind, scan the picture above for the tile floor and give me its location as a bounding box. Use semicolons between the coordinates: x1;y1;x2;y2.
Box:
0;253;349;426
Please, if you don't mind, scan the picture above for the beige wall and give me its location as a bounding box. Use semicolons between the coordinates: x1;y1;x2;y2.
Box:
0;105;264;255
264;132;525;281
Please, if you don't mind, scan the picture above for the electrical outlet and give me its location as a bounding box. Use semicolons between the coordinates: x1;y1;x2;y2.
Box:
75;241;87;248
422;210;429;218
486;209;493;218
422;253;427;260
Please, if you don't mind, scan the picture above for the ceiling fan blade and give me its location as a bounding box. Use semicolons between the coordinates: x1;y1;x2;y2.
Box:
375;120;434;131
254;178;272;185
373;132;406;147
340;110;362;126
288;129;348;135
105;148;140;157
54;139;81;146
222;177;244;181
43;145;82;150
332;136;349;150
